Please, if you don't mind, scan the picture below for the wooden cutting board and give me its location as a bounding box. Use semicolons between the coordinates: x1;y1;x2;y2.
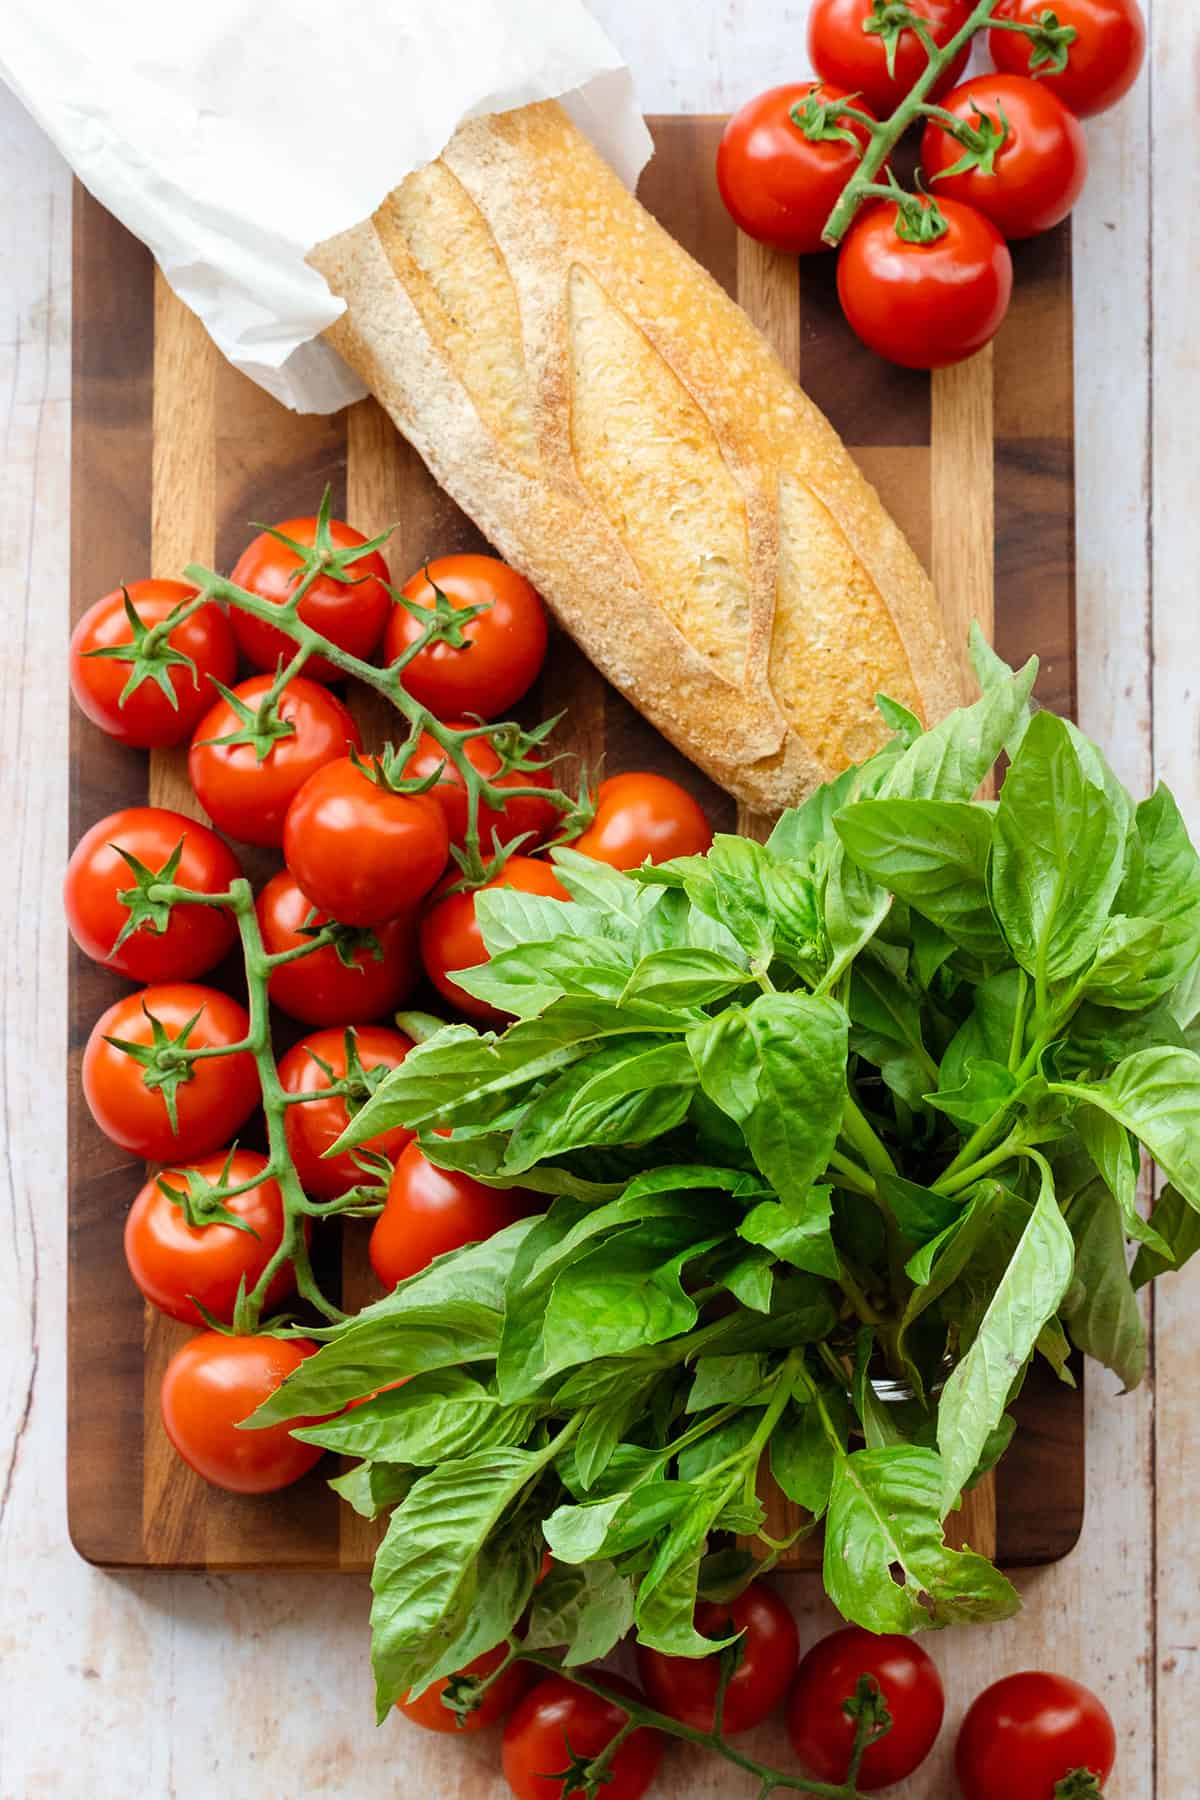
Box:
68;117;1081;1572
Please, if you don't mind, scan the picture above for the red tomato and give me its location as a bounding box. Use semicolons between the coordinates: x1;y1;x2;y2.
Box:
397;1646;532;1735
282;757;449;927
636;1582;799;1735
419;857;569;1022
159;1332;323;1494
124;1149;300;1325
921;74;1088;239
502;1675;662;1800
256;870;419;1026
786;1628;944;1791
65;806;241;982
719;84;877;255
229;513;391;682
989;0;1145;118
955;1671;1117;1799
717;83;879;256
70;579;237;749
401;724;557;853
279;1024;414;1200
82;982;259;1162
808;0;974;116
370;1141;531;1287
385;554;548;719
189;674;361;848
571;772;713;871
838;197;1013;369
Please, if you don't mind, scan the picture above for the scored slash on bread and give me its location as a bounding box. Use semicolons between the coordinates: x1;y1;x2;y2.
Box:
310;101;960;814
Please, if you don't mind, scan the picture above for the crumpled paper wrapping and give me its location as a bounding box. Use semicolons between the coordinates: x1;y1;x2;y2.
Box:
1;0;651;409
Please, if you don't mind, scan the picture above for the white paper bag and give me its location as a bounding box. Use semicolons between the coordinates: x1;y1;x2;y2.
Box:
0;1;651;409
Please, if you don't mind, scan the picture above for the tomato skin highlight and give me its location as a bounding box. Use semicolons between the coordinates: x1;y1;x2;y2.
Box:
397;1646;532;1734
65;806;241;982
419;857;569;1022
385;554;548;720
82;982;259;1162
636;1581;799;1735
502;1674;662;1800
282;757;450;927
572;772;714;871
717;83;879;255
279;1024;414;1200
189;675;362;848
786;1627;945;1791
401;723;557;853
256;869;419;1026
70;580;237;748
159;1332;324;1494
955;1670;1117;1799
838;198;1014;369
808;0;974;115
124;1149;299;1325
921;74;1088;239
229;514;391;682
989;0;1145;119
369;1141;532;1288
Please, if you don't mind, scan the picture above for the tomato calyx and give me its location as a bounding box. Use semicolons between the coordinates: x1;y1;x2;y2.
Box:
387;567;494;661
109;835;191;953
103;999;210;1131
994;6;1079;75
791;89;879;150
841;1675;894;1771
862;0;937;80
79;584;201;713
293;905;388;972
924;98;1012;179
156;1148;263;1239
1053;1772;1105;1800
193;673;298;763
255;483;395;593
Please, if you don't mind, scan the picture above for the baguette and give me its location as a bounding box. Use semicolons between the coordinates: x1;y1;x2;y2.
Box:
310;101;960;812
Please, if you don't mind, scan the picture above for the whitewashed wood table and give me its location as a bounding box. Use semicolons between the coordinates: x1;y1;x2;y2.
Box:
1;3;1195;1795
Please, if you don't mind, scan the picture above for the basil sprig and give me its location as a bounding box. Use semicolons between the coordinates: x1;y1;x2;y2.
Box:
252;627;1200;1715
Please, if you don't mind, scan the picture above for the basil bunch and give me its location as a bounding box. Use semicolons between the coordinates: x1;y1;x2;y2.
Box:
254;629;1200;1718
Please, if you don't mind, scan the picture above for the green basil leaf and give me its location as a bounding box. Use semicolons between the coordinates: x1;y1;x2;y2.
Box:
1061;1180;1147;1390
928;1058;1019;1129
523;1561;636;1666
545;1482;696;1564
688;993;848;1212
876;692;924;747
880;652;1037;802
369;1444;551;1715
1131;1185;1200;1289
686;1354;764;1414
822;845;892;989
502;1039;697;1173
635;1484;744;1657
939;969;1023;1092
247;1301;505;1426
936;1158;1075;1512
453;936;634;1017
823;1444;1020;1631
328;1461;414;1520
836;798;1003;957
292;1369;541;1461
539;1215;726;1380
768;762;863;861
769;1390;850;1519
1035;1314;1076;1385
474;885;601;952
852;1333;911;1450
991;712;1127;983
1064;997;1187;1074
621;946;748;1009
412;1516;543;1693
548;847;662;926
879;1174;963;1251
968;624;1033;755
1118;783;1200;923
1071;1046;1200;1209
708;1242;775;1313
738;1187;838;1280
1074;1105;1169;1258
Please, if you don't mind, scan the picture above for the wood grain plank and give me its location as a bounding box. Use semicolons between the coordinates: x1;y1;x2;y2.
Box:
1150;0;1200;1785
932;347;995;701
